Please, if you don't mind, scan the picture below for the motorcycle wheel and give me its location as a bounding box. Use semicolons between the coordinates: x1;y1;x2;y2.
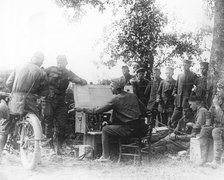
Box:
20;113;42;170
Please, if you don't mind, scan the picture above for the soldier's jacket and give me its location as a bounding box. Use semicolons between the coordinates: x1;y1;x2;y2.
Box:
174;105;207;141
191;76;207;104
207;96;224;127
131;78;150;106
157;77;176;113
172;70;197;108
146;77;162;110
45;66;85;97
6;62;46;94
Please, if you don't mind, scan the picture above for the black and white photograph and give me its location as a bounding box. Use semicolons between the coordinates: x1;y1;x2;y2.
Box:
0;0;223;179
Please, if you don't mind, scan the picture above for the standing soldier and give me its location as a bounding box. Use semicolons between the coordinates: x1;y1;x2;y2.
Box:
192;62;209;106
170;59;198;128
121;65;134;85
157;67;176;126
0;52;46;161
146;68;162;127
43;55;87;154
131;68;150;106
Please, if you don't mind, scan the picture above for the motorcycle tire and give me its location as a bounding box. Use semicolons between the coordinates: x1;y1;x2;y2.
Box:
20;113;42;170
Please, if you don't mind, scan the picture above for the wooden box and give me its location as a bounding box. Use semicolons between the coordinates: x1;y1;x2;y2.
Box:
72;84;133;108
190;137;213;163
73;84;132;134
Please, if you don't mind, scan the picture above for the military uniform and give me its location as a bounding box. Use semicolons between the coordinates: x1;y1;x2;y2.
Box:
131;78;150;106
146;70;162;127
0;52;45;160
43;57;86;151
192;62;209;106
157;77;176;126
152;104;207;153
199;94;224;167
170;61;197;128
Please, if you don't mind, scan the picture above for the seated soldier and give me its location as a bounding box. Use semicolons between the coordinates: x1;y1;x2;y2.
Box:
75;78;148;162
152;96;207;153
199;79;224;168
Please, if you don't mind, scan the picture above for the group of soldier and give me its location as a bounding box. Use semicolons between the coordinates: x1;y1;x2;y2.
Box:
122;59;224;168
0;52;87;159
0;52;224;168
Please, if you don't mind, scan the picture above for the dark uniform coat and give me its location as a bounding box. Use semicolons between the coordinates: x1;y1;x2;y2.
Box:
157;78;176;113
131;78;150;106
146;77;162;110
173;71;197;108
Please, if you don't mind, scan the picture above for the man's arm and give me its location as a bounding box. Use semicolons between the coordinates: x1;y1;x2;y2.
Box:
5;70;16;92
67;70;87;85
172;75;179;96
76;98;116;114
194;108;207;129
156;81;163;102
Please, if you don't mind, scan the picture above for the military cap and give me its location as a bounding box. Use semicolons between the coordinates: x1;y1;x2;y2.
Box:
122;65;129;69
56;54;68;64
136;67;146;74
111;78;126;89
182;59;192;65
200;62;209;69
217;79;224;89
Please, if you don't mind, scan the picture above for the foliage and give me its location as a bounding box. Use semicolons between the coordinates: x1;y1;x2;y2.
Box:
54;0;212;79
96;0;208;79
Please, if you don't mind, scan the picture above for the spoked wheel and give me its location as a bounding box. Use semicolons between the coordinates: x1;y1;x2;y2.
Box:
19;113;42;170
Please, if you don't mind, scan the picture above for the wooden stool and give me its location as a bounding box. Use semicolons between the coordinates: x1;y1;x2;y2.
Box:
117;115;153;164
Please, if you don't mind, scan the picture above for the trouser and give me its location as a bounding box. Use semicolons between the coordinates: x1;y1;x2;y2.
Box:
160;112;173;127
102;123;148;158
169;107;183;128
199;126;224;163
44;98;68;148
151;103;161;128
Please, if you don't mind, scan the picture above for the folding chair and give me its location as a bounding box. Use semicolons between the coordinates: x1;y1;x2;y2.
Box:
117;113;153;164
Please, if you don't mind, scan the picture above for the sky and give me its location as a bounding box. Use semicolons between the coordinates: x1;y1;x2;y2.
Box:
0;0;210;82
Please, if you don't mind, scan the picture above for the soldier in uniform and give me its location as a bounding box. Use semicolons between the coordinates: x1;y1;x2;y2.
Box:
192;62;209;106
157;67;176;126
146;68;162;127
43;55;87;154
74;78;148;162
170;60;198;128
121;65;134;85
152;96;207;153
0;52;46;161
199;79;224;168
131;68;150;106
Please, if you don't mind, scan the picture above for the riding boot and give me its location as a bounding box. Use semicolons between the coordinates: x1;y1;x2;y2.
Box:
0;135;8;162
56;136;64;155
199;137;209;166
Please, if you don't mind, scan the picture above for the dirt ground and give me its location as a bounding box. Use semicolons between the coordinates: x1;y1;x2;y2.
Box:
1;148;224;180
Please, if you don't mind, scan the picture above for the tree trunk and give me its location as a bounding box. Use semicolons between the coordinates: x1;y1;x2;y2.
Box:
207;0;224;107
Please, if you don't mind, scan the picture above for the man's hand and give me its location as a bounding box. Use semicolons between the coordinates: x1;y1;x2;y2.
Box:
74;107;84;112
169;133;176;141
